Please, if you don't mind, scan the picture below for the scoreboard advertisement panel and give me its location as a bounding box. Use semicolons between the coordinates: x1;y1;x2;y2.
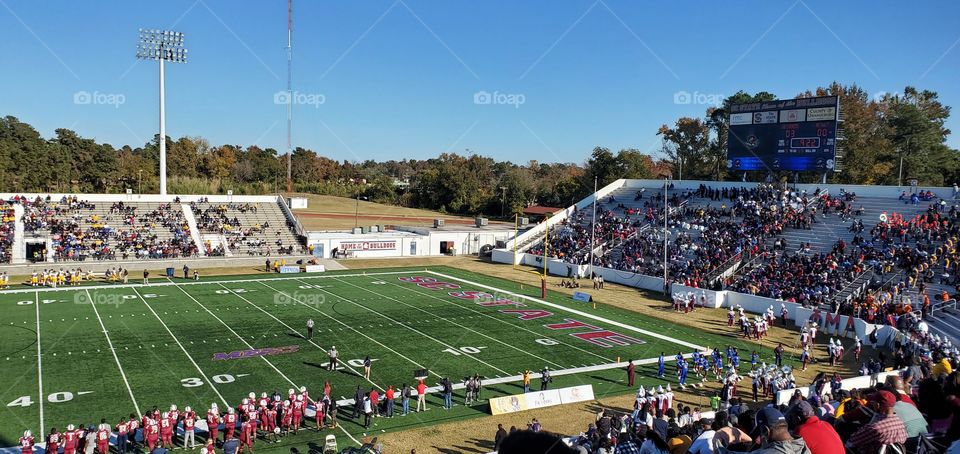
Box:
727;96;839;172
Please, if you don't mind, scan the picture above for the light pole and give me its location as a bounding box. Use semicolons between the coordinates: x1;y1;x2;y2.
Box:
137;29;187;196
137;169;143;194
499;186;507;217
354;195;369;228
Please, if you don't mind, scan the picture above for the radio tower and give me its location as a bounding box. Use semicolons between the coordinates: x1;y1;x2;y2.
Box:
285;0;293;193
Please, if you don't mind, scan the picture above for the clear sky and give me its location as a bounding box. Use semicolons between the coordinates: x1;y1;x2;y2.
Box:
1;0;957;164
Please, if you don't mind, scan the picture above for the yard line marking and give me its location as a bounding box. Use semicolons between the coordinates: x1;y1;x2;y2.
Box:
131;287;230;407
426;271;705;351
214;282;384;391
337;277;567;369
383;279;614;363
0;271;408;295
257;281;442;380
296;278;509;376
86;289;141;418
170;281;362;447
35;291;45;435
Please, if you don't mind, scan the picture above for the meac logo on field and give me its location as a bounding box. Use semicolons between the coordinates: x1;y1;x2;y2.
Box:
212;345;300;361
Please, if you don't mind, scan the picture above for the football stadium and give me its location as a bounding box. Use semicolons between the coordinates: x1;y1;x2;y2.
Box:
2;2;960;454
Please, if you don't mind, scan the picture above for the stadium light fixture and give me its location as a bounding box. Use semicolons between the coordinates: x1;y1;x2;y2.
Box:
136;28;188;196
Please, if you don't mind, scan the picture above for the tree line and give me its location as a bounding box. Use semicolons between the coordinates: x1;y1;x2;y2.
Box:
0;83;954;217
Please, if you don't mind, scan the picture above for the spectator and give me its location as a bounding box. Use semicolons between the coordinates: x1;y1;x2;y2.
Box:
785;401;842;454
749;408;809;454
494;424;507;452
846;391;908;453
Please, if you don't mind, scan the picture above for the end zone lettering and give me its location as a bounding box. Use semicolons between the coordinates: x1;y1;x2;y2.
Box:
213;345;300;361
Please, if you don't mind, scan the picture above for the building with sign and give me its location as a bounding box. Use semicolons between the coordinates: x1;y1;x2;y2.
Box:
304;224;516;259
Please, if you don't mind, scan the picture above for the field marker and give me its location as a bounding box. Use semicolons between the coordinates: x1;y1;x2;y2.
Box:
341;278;568;369
86;290;143;418
171;282;361;447
34;291;45;435
131;287;230;407
259;281;442;380
384;279;614;363
426;271;706;351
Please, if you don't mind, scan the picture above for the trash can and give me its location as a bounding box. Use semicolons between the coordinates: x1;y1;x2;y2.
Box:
166;267;174;278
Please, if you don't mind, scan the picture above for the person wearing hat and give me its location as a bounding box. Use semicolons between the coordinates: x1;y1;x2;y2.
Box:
641;416;671;454
687;418;716;454
785;401;842;454
747;407;810;454
847;391;907;453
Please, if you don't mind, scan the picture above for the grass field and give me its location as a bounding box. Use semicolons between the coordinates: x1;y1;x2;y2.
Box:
0;266;795;452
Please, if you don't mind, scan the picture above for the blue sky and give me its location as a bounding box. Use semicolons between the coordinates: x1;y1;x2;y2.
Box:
1;0;958;164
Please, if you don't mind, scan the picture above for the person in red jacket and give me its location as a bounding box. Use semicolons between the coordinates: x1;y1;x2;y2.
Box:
787;401;844;454
416;380;427;412
369;388;380;418
385;386;396;418
45;428;60;454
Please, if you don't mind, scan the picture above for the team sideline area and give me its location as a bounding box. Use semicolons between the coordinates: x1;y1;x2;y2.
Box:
0;266;796;452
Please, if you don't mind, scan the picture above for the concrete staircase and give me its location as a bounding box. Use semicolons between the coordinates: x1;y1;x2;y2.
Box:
181;203;205;257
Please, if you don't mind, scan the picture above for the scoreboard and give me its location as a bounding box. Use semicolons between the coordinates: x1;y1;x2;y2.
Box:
726;96;839;172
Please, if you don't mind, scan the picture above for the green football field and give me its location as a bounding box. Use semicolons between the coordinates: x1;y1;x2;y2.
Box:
0;266;792;452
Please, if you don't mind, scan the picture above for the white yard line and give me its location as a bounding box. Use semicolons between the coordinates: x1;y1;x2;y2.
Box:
0;271;408;295
258;280;443;380
427;271;706;351
170;281;362;446
131;287;230;407
34;291;45;435
215;282;384;391
335;277;568;370
86;289;141;418
382;279;615;363
294;278;510;376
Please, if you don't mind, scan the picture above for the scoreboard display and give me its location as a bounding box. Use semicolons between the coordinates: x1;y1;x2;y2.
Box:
727;96;839;172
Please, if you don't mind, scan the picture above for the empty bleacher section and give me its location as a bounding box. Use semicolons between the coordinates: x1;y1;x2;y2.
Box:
0;193;307;266
190;200;302;256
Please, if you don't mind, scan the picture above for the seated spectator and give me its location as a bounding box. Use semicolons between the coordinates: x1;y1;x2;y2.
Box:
846;391;908;453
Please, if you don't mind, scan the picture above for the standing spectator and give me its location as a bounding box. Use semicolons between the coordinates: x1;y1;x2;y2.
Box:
264;259;271;272
627;360;636;387
416;379;427;412
442;378;453;409
363;356;372;380
401;383;411;416
352;386;364;419
494;424;507;452
385;385;395;418
369;388;380;418
305;319;314;340
362;393;373;429
522;370;531;393
774;343;784;367
221;436;239;454
540;367;551;390
182;265;189;279
328;346;338;371
142;270;149;285
688;418;716;454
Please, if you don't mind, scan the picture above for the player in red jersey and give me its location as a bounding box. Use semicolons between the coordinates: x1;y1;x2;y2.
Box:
291;395;305;432
281;401;293;435
182;406;197;449
115;418;130;454
95;424;111;454
258;392;270;410
144;418;160;451
160;412;174;448
239;420;255;454
19;430;35;454
264;406;279;443
62;425;79;454
207;404;221;446
223;407;238;441
45;428;60;454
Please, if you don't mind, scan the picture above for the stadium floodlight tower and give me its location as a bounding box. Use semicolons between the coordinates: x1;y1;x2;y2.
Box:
136;29;187;196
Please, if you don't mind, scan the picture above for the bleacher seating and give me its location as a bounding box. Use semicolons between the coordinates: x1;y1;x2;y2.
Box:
191;200;302;256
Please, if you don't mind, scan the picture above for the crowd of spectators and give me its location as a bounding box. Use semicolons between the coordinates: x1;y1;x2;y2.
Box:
191;202;297;256
0;202;15;263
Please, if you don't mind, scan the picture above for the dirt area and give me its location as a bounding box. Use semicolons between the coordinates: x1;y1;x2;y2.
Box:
283;193;509;231
337;256;870;454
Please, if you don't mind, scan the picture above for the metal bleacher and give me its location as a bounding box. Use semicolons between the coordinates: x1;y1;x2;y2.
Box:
191;200;302;257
